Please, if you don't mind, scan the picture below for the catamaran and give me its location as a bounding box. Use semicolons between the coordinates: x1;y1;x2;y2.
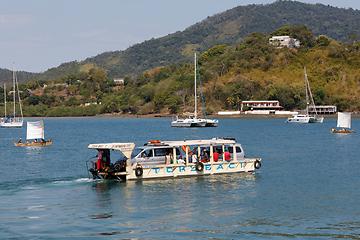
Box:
1;63;24;128
285;67;324;123
330;112;354;133
171;53;218;127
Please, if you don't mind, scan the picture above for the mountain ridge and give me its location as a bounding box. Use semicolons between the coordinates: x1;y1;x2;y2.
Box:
1;0;360;84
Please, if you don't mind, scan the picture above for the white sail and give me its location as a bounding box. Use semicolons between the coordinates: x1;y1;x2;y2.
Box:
337;112;351;129
27;120;44;140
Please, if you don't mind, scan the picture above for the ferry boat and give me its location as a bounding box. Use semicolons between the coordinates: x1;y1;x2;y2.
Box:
86;137;261;181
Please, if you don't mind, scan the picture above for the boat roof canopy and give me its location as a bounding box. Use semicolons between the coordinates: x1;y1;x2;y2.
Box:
163;139;236;147
87;138;236;157
88;143;135;159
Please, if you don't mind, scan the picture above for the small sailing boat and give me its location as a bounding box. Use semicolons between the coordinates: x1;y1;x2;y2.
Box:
1;63;24;128
171;53;218;127
14;120;52;146
330;112;354;133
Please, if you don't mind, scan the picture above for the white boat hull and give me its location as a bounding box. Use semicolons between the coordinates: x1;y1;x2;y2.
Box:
205;119;218;127
314;116;324;123
285;115;315;123
171;118;207;127
97;159;261;180
0;121;23;128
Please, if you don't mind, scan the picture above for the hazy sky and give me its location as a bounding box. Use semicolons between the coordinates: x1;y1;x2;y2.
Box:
1;0;360;73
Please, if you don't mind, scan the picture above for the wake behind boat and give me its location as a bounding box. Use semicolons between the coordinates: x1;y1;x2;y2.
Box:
14;120;52;146
86;137;261;181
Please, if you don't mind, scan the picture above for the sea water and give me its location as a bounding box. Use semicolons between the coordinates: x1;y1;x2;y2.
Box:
0;117;359;239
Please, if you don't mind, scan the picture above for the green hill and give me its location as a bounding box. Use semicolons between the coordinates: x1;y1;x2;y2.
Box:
1;24;360;117
1;1;360;84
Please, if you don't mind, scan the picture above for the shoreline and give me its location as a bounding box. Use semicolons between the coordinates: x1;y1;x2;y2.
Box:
92;113;343;118
20;113;360;119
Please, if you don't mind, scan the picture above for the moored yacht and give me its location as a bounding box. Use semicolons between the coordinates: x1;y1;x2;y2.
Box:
285;114;315;123
171;53;218;127
286;67;324;124
171;116;206;127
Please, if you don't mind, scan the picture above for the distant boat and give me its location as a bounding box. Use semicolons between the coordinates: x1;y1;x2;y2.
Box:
171;53;218;127
285;67;323;123
1;63;24;128
14;120;52;146
330;112;354;133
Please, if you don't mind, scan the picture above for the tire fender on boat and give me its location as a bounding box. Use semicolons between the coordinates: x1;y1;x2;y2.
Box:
135;166;143;177
254;160;261;169
114;163;121;171
196;162;204;172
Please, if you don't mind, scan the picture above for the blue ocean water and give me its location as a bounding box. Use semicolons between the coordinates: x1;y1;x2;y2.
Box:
0;117;359;239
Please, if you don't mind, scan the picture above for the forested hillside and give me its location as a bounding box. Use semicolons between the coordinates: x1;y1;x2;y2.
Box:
1;25;360;117
1;0;360;84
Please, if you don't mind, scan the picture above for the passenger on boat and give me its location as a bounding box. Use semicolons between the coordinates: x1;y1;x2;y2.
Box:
213;151;219;162
96;150;104;171
187;151;193;163
41;138;44;144
18;138;22;144
102;150;110;168
178;158;185;164
332;127;335;132
191;152;198;163
201;149;209;162
34;139;37;143
224;148;231;161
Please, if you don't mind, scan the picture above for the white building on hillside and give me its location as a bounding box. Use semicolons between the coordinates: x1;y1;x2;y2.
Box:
114;78;124;84
269;36;300;48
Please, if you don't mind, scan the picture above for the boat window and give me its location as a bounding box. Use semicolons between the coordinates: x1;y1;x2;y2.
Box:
228;146;242;153
154;148;169;156
154;148;180;156
141;149;153;157
131;148;142;158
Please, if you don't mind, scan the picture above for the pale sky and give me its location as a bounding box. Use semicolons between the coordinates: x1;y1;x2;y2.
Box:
1;0;360;73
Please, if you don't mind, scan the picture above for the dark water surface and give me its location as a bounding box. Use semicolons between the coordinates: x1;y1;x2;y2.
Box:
0;117;359;239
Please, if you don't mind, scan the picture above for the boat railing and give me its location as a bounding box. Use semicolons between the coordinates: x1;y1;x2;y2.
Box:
85;156;97;179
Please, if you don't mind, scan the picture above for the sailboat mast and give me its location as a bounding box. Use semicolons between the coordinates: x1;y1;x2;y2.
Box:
194;53;197;119
4;83;6;118
13;62;16;119
304;66;309;115
15;65;24;122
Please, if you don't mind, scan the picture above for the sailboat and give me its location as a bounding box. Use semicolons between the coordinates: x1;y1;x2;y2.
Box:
1;63;24;128
171;53;218;127
285;67;324;123
14;120;52;146
330;112;354;133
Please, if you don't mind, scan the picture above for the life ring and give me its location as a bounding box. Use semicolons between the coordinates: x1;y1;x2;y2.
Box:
181;145;190;152
254;160;261;169
196;162;204;172
135;166;143;177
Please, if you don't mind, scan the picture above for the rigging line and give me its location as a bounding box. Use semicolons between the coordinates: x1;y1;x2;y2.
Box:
196;57;207;119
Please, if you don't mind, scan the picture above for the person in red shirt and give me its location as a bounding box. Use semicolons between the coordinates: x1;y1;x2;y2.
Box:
213;151;219;162
224;148;231;161
96;150;104;171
